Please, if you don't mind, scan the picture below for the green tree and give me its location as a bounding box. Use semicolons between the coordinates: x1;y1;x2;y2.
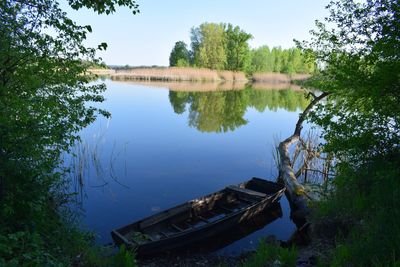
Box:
169;41;190;67
0;0;138;265
248;46;273;73
298;0;400;265
247;46;315;74
224;24;253;71
271;47;283;72
191;23;227;69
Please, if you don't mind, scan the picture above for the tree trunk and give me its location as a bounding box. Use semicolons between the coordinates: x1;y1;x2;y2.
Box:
278;92;329;227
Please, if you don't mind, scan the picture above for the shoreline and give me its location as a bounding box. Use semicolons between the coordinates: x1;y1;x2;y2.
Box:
110;79;305;92
88;67;311;84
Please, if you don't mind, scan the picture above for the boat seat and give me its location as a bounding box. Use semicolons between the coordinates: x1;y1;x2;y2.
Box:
226;185;267;199
217;204;235;213
238;198;254;204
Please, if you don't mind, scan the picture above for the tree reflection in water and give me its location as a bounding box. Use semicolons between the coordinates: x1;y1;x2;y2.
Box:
169;85;309;133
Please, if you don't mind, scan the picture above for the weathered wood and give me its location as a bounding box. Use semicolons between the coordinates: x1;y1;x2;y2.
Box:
171;224;184;232
196;215;210;223
111;177;285;257
226;185;267;198
278;92;329;227
218;205;235;213
139;203;191;229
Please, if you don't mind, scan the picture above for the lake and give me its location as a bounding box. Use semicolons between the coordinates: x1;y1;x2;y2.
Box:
67;79;310;255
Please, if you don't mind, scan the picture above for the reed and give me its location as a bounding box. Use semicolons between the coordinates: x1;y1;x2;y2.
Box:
251;82;303;91
88;68;116;75
252;72;311;83
110;67;248;82
113;80;248;92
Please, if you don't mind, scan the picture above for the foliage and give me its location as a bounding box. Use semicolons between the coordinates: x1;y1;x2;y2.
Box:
247;46;315;74
314;157;400;266
301;0;400;164
190;22;252;71
224;23;253;71
191;23;227;70
111;245;137;267
173;22;316;74
68;0;139;15
300;0;400;181
241;240;298;267
169;41;190;67
0;0;138;265
248;46;273;73
299;0;400;265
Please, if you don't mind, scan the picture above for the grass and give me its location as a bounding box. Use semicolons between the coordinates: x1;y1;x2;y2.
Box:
241;240;298;267
312;157;400;266
0;207;137;267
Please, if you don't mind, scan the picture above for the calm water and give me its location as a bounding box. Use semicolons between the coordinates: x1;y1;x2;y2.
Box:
68;79;310;255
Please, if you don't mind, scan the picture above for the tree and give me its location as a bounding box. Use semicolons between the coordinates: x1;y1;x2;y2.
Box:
248;45;273;73
271;47;283;72
191;23;227;69
0;0;138;264
296;0;400;265
169;41;190;67
299;0;400;166
224;24;253;71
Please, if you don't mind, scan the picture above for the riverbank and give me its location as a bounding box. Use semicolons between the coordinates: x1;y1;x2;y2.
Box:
135;231;317;267
88;67;311;84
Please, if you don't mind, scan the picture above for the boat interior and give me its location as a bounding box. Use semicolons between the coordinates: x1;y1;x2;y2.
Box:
117;179;283;244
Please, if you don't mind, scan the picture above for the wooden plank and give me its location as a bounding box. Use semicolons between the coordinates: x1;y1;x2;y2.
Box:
226;185;266;198
139;203;191;229
171;224;184;232
238;197;254;204
196;215;210;223
159;231;169;238
218;205;234;213
112;230;132;245
209;210;218;215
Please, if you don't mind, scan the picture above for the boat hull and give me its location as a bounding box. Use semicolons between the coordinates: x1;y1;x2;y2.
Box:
111;177;285;257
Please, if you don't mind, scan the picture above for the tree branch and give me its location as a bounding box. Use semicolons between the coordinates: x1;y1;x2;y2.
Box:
278;90;330;226
294;91;330;136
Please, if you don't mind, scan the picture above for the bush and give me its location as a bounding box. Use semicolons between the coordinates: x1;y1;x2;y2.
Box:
313;157;400;266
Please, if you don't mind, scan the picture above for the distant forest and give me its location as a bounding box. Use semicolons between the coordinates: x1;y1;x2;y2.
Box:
169;22;316;74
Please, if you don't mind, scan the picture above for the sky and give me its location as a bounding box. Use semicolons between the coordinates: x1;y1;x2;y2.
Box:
61;0;331;66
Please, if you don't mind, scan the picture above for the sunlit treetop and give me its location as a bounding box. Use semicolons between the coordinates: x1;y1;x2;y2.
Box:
68;0;139;14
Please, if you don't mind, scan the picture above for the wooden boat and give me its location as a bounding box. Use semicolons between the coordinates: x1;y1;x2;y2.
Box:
111;177;285;256
178;202;284;254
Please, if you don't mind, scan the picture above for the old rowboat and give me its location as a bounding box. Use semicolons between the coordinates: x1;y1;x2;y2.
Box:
111;177;285;256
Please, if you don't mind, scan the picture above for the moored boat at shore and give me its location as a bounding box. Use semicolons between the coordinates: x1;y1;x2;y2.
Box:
111;177;285;257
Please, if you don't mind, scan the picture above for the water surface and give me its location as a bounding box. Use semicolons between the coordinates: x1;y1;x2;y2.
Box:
69;80;310;255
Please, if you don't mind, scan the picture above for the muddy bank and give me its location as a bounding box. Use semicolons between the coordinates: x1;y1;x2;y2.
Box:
138;252;250;267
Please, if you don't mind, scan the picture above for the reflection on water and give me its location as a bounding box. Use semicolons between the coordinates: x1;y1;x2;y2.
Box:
169;87;309;133
70;79;310;254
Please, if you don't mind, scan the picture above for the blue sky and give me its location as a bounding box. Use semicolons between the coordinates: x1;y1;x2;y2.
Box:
61;0;330;66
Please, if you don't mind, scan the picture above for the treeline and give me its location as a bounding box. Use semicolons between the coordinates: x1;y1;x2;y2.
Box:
169;22;315;74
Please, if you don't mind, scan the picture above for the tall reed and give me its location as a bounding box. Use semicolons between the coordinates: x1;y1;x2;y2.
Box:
110;67;248;82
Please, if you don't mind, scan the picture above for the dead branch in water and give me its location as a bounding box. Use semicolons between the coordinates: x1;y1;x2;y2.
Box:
278;91;330;226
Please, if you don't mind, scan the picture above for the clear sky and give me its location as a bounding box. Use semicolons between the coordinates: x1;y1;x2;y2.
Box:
61;0;331;66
